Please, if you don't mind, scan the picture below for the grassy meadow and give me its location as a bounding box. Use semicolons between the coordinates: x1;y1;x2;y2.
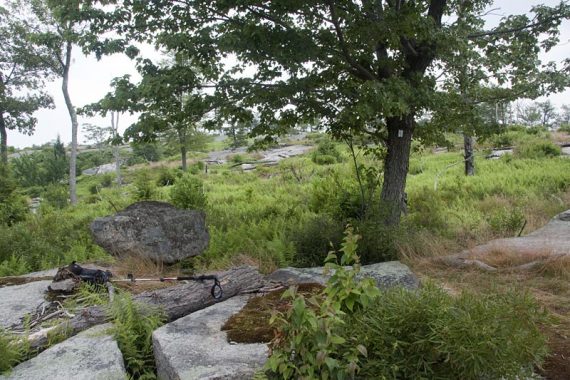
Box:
1;128;570;378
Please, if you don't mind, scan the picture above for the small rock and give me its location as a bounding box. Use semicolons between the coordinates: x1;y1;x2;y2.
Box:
267;261;420;289
47;278;79;294
241;163;256;171
153;295;268;380
90;201;209;264
0;281;50;329
0;324;126;380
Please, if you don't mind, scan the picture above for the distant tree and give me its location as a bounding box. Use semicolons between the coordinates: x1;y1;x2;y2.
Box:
86;56;214;171
0;3;53;164
558;104;570;127
517;103;542;127
536;100;557;128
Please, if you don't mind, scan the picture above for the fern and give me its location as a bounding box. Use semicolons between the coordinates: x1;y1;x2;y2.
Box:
107;291;165;379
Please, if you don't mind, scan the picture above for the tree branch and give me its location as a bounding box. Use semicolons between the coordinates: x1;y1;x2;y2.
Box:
327;0;377;81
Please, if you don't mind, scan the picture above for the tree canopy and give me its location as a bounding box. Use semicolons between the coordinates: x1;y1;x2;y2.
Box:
91;1;570;223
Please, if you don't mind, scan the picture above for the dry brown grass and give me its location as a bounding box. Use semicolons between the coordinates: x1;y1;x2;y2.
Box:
468;248;554;269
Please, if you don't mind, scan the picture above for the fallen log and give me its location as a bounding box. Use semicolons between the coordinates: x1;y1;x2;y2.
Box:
29;265;265;351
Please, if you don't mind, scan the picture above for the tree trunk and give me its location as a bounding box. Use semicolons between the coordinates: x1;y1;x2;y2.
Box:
111;112;121;186
181;145;187;171
0;73;7;165
380;115;414;225
0;111;7;166
28;266;265;351
463;133;475;176
62;41;78;205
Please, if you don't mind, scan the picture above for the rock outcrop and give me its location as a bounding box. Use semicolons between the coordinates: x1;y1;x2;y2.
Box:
153;295;268;380
459;209;570;259
0;324;126;380
267;261;419;289
90;201;209;263
0;281;50;329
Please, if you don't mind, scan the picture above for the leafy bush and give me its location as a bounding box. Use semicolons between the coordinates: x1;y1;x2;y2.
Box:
344;284;549;379
290;215;345;267
108;292;165;379
266;227;379;379
0;196;29;226
170;174;207;210
156;168;181;187
311;138;342;165
130;142;163;164
42;184;68;209
559;123;570;133
487;207;525;236
515;140;561;159
133;171;158;200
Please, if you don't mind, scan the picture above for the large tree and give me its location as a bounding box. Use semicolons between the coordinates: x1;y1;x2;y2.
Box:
97;0;570;224
0;4;52;165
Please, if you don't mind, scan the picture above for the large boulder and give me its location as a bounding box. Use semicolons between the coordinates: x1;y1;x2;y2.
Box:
0;281;50;329
0;324;126;380
153;295;268;380
267;261;419;290
90;201;209;264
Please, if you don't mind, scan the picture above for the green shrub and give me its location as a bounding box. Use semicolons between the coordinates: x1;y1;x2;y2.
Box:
559;123;570;133
170;174;207;210
43;185;68;209
353;217;401;264
515;140;561;159
156;168;181;187
344;284;549;379
266;227;380;379
133;172;158;200
311;138;342;165
290;215;345;267
487;207;525;236
107;292;165;379
0;195;28;226
491;132;514;148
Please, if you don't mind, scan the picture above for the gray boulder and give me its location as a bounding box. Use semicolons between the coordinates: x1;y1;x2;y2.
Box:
0;324;126;380
267;261;419;289
0;281;50;329
153;295;268;380
90;201;209;264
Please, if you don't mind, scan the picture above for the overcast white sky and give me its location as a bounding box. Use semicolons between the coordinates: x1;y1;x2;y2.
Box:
8;0;570;149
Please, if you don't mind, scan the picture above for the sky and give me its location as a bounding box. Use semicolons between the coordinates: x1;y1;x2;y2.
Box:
7;0;570;149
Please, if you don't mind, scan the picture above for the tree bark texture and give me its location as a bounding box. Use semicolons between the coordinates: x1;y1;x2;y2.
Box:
29;266;265;351
463;133;475;176
62;41;78;205
0;73;7;165
0;112;7;166
381;115;414;225
180;145;187;171
111;112;121;185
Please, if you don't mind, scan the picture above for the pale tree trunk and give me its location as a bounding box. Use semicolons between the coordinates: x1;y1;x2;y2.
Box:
62;41;78;205
111;112;121;186
0;73;7;165
463;133;475;176
0;111;7;166
380;115;414;225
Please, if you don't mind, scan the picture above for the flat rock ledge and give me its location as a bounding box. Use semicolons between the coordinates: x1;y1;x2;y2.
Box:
0;280;50;329
0;324;126;380
267;261;419;289
153;295;268;380
458;209;570;259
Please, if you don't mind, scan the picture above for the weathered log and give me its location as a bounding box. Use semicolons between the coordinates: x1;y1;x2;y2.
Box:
29;266;265;351
0;276;53;287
